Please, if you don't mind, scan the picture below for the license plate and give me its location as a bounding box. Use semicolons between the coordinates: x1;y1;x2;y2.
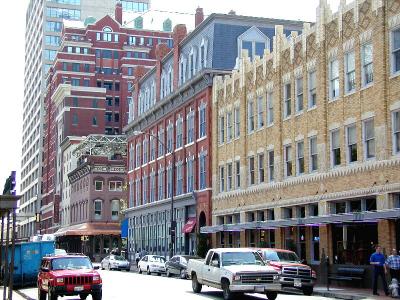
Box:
294;279;302;287
74;286;84;291
255;286;264;293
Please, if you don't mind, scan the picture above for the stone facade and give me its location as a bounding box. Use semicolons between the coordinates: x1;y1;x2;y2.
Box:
209;0;400;271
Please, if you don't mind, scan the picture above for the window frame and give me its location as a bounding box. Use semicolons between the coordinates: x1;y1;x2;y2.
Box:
344;50;356;94
283;83;292;118
361;42;373;86
296;140;305;175
363;118;375;160
329;58;340;100
331;129;341;167
295;77;304;113
309;136;318;172
346;124;358;163
393;110;400;155
284;144;293;177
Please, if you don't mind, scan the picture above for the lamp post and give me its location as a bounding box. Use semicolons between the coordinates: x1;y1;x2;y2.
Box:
133;131;176;259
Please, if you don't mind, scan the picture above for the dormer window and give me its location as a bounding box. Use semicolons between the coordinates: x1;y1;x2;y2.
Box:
237;27;270;60
200;38;208;69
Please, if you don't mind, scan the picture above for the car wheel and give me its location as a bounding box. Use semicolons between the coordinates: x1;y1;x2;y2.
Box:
180;269;186;279
125;268;130;272
47;288;57;300
191;274;202;293
222;280;233;300
302;287;313;296
92;290;102;300
79;294;88;300
266;291;278;300
166;269;172;277
147;267;151;275
38;287;46;300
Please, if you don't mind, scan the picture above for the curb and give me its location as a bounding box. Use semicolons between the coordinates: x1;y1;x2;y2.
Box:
313;289;371;300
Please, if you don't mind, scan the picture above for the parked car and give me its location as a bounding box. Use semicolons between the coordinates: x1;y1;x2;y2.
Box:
256;248;316;295
100;255;130;271
188;248;281;300
37;254;102;300
165;255;201;279
138;255;166;275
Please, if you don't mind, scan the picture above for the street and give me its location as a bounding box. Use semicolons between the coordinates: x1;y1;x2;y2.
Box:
19;269;334;300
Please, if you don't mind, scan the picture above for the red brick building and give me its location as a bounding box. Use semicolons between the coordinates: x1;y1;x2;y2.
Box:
41;3;173;234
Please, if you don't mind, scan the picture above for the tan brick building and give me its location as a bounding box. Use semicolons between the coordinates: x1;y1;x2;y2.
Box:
205;0;400;275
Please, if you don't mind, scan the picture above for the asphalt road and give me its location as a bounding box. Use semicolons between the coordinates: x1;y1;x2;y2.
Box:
18;269;333;300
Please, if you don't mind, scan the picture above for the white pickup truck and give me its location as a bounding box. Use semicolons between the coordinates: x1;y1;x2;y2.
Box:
187;248;281;300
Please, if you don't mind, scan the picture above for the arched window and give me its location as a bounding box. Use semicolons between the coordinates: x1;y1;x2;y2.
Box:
111;199;120;221
103;27;112;32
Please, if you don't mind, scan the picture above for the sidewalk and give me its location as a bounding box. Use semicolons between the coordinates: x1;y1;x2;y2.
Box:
0;287;29;300
314;285;391;300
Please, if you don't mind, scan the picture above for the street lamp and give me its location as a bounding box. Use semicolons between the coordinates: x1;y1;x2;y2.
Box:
133;130;176;259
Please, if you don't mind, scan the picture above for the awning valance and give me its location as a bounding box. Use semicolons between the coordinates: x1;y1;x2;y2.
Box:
54;222;121;237
200;208;400;234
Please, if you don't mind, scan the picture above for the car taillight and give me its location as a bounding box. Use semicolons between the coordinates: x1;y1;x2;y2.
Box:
55;278;64;285
312;270;317;278
93;275;101;284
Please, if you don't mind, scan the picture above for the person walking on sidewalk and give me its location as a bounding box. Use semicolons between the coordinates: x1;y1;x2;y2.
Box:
135;251;140;268
386;249;400;281
370;245;389;296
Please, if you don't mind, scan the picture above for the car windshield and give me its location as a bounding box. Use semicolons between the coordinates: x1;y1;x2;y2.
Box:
150;256;165;263
264;251;300;263
52;257;93;270
113;256;126;261
221;252;265;267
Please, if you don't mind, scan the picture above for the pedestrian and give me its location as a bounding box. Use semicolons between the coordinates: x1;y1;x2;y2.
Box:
386;249;400;281
135;250;140;268
370;245;389;296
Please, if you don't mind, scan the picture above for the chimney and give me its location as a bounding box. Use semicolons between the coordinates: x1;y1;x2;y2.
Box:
115;2;123;25
195;7;204;27
172;24;187;89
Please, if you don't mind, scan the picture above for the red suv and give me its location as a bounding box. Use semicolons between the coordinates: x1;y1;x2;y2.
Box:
37;254;102;300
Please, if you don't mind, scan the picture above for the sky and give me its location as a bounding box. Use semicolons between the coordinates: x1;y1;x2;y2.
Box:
0;0;341;192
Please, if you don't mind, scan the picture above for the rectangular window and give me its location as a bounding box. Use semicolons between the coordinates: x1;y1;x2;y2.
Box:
199;153;206;190
331;129;341;167
135;179;141;206
72;63;80;72
219;116;225;144
176;119;183;148
150;173;156;203
248;156;255;185
247;100;254;133
142;139;148;164
392;28;400;74
187;112;195;144
363;118;375;159
45;35;60;46
219;166;225;193
234;107;240;138
296;77;303;113
167;124;173;153
227;163;233;191
347;124;357;163
309;136;318;172
330;59;340;99
266;92;274;125
46;21;62;32
258;153;265;183
109;181;122;191
95;181;103;191
226;112;233;142
186;158;194;193
158;170;164;200
297;141;305;175
94;200;102;220
257;96;264;129
142;176;147;204
150;136;155;161
71;78;80;86
135;143;141;166
199;104;206;138
284;83;291;118
393;111;400;154
268;150;274;182
235;160;241;189
362;43;373;86
308;71;317;108
345;51;356;93
158;130;164;157
284;145;292;177
167;167;172;198
176;164;183;195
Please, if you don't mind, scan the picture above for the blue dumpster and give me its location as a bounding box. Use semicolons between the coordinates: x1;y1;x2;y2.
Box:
3;241;55;287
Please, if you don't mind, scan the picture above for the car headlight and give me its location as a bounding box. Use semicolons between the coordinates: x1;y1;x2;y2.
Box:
233;275;241;281
56;278;64;284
